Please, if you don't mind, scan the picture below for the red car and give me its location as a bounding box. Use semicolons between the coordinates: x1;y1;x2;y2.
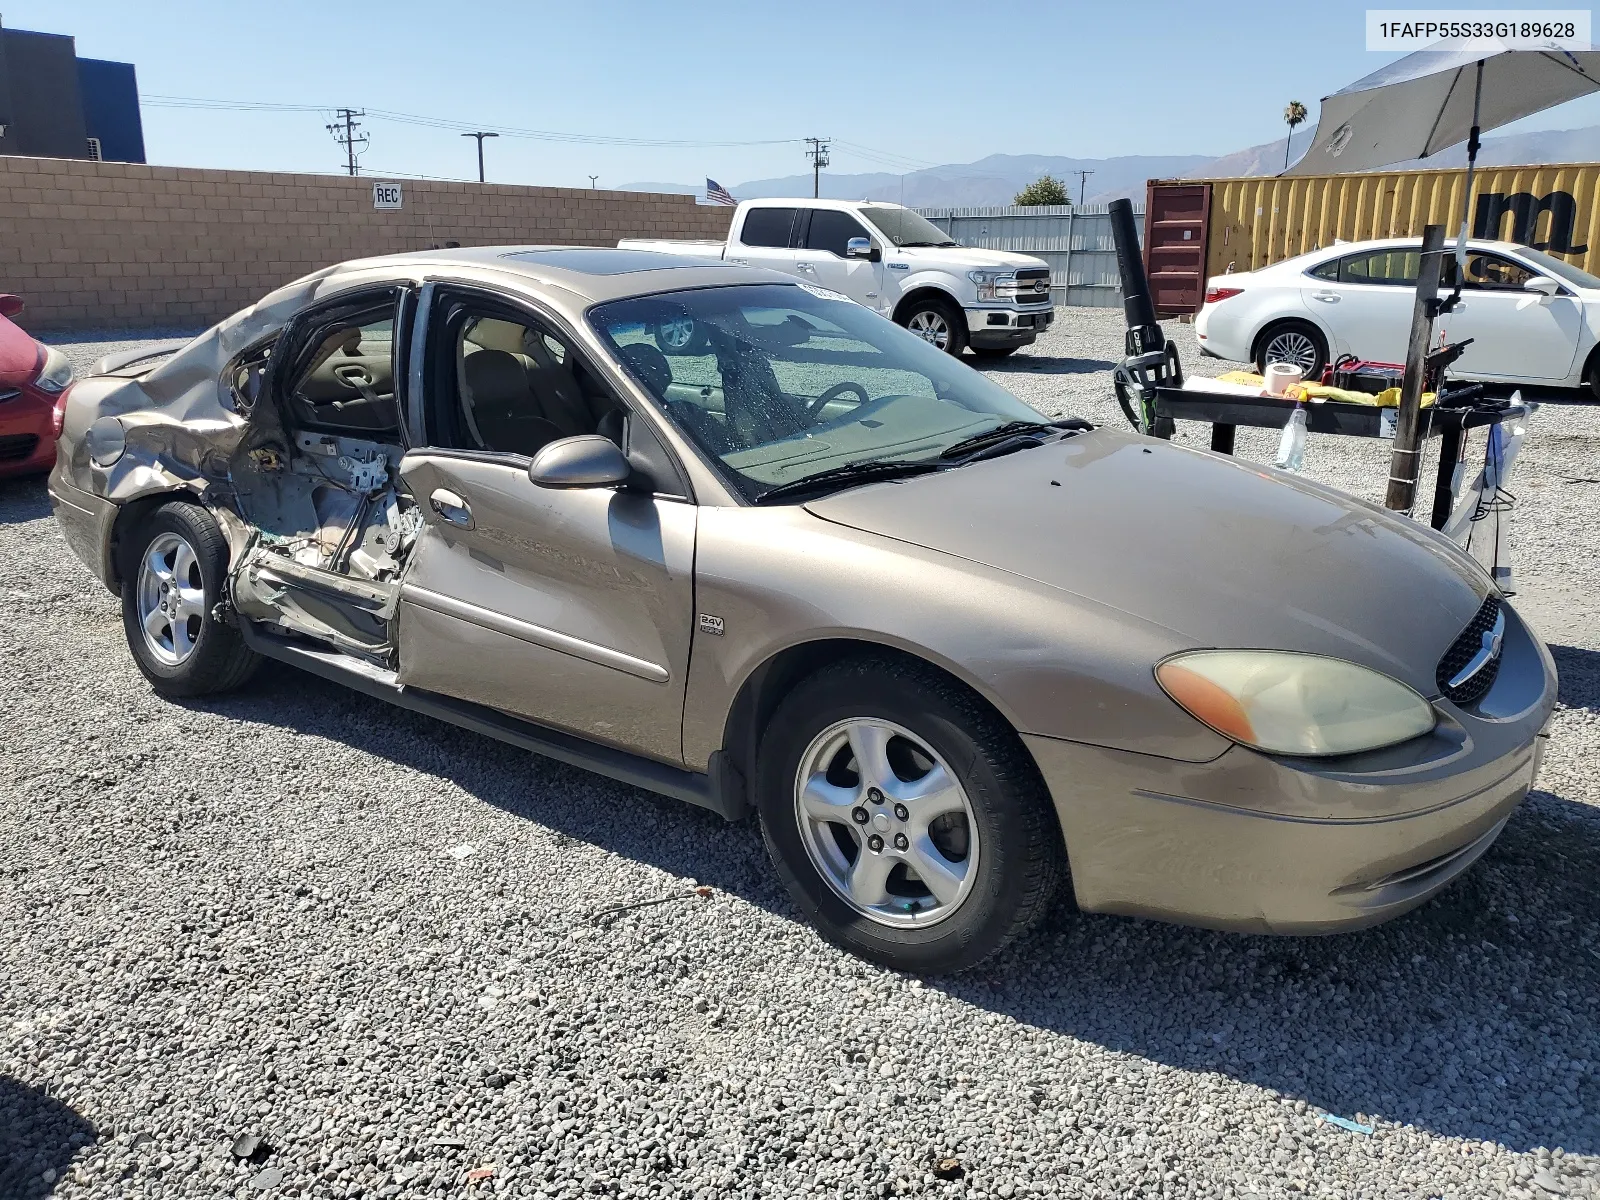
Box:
0;295;74;479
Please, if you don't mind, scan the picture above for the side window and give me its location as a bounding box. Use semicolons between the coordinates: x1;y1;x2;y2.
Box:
1461;252;1537;291
1308;258;1340;282
283;304;401;436
427;303;620;459
805;209;871;257
739;207;798;248
1337;250;1421;286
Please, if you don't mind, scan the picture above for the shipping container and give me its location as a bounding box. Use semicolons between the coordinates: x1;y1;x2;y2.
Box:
1145;163;1600;316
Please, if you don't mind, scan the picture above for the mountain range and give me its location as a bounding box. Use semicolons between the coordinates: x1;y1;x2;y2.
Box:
620;125;1600;209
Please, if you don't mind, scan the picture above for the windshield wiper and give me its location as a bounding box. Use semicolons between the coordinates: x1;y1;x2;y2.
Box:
898;240;959;248
938;418;1095;465
752;457;945;505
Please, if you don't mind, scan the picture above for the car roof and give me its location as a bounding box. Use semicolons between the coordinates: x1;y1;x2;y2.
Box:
314;244;791;304
1288;237;1531;262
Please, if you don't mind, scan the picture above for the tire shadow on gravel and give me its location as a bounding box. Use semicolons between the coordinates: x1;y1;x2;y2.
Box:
973;355;1116;375
0;1076;97;1198
199;662;792;915
0;477;50;526
951;783;1600;1157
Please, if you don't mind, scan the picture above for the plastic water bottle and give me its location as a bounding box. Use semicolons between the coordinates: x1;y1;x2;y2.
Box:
1275;403;1307;473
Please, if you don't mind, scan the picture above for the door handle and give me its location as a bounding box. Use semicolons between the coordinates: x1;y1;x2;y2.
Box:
429;488;473;529
1312;292;1340;303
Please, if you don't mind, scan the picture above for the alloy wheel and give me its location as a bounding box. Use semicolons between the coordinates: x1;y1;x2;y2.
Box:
906;310;951;350
793;717;979;927
136;531;205;666
659;316;696;350
1264;330;1319;373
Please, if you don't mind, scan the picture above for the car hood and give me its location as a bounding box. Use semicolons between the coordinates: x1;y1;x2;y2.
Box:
897;246;1049;271
803;429;1489;695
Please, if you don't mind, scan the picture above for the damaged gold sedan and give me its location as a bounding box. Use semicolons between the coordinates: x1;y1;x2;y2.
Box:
49;248;1555;973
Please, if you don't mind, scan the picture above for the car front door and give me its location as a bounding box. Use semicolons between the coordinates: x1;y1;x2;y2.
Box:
1302;247;1422;364
393;286;697;765
1434;250;1583;382
794;209;887;311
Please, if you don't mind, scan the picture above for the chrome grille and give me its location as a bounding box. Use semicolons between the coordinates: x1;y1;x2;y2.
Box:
1436;595;1504;706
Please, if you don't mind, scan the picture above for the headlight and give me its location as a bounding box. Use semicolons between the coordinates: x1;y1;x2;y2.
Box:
968;268;1012;302
1155;650;1436;757
35;344;74;394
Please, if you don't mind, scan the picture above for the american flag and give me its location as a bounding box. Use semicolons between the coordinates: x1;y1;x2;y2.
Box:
705;178;737;206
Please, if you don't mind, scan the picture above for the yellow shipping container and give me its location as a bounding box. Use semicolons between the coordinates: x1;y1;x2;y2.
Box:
1145;163;1600;314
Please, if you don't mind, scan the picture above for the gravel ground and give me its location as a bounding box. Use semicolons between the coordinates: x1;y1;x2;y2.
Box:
4;313;1600;1200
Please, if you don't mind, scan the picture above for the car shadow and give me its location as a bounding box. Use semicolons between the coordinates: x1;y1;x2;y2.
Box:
0;477;51;525
181;641;1598;1157
0;1076;98;1197
1550;643;1600;711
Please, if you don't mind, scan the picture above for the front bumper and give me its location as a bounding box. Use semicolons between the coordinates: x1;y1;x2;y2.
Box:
1024;601;1556;934
966;305;1052;349
0;388;58;478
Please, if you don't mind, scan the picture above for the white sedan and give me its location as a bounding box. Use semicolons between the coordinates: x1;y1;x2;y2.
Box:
1194;237;1600;395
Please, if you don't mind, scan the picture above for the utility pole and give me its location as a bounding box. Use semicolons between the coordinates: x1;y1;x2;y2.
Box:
461;131;498;183
1074;169;1094;206
804;137;831;198
326;108;368;176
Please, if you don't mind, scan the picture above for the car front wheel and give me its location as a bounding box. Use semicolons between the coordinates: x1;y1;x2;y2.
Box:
897;296;968;357
120;502;259;698
756;655;1062;974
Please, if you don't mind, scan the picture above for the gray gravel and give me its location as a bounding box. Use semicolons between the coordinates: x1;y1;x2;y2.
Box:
4;312;1600;1200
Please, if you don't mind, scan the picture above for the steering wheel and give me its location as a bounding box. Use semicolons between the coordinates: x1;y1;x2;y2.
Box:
806;381;870;422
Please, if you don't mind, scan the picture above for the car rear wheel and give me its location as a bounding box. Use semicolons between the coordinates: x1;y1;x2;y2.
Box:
120;502;259;698
1255;320;1328;379
756;655;1062;974
897;296;968;357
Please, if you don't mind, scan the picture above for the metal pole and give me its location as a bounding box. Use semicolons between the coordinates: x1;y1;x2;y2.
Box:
461;132;497;183
1436;59;1486;317
1386;223;1447;513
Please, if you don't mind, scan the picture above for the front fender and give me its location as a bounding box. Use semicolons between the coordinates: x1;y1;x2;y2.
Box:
681;505;1232;771
891;272;972;318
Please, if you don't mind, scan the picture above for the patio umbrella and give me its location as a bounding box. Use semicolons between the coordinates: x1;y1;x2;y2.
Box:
1285;48;1600;281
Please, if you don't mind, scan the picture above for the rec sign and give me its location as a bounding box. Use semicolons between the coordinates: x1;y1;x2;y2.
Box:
372;182;403;210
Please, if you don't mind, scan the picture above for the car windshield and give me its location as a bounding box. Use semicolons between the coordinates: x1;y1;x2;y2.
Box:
1511;246;1600;291
589;283;1046;501
858;205;958;248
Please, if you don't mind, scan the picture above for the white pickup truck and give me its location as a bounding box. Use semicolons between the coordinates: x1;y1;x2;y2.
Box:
619;198;1054;357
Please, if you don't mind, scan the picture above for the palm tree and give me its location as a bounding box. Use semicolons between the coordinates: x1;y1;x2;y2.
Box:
1283;101;1308;170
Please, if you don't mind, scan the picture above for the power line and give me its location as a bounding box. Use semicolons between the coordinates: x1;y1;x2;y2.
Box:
326;108;367;176
146;93;798;148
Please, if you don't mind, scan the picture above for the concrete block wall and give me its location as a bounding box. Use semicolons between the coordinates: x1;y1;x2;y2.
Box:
0;157;735;331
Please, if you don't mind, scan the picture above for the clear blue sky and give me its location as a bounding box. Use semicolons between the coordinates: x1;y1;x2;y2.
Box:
19;0;1600;187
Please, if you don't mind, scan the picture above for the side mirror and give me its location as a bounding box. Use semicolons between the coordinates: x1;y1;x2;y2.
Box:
845;237;881;263
1523;274;1561;297
528;435;632;489
0;294;24;318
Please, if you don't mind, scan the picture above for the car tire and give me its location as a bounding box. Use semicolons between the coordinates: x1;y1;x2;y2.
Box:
652;315;708;356
755;654;1063;974
897;296;969;357
972;346;1019;359
1254;320;1328;379
120;501;260;698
